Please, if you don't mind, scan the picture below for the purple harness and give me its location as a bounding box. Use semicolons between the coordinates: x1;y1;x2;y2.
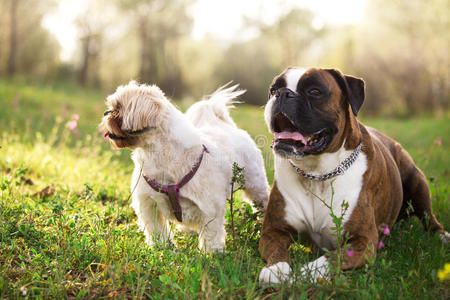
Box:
143;145;209;222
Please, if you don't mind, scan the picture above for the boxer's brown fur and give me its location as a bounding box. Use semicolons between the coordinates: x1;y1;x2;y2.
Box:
259;182;297;266
260;67;446;273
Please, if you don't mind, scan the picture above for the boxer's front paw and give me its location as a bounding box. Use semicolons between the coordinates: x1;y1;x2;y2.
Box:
299;255;330;283
258;262;293;285
439;232;450;245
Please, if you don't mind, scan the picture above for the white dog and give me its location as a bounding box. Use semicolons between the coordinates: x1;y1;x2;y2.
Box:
100;81;269;252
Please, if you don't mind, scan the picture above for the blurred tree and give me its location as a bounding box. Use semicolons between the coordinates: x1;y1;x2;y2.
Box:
116;0;193;96
215;39;279;105
97;31;140;92
0;1;7;76
74;1;112;87
260;9;326;67
7;0;18;76
216;8;324;105
0;0;59;79
177;35;224;99
0;0;446;116
333;0;449;115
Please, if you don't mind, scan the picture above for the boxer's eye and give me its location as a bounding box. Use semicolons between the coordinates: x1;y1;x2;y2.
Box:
308;88;322;96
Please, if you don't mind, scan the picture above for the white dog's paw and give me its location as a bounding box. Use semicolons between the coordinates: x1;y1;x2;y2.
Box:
258;262;293;285
146;236;173;249
208;245;225;253
299;256;330;283
439;232;450;245
200;240;225;253
145;238;156;248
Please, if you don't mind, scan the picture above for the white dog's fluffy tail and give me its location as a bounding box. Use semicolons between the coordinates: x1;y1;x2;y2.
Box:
185;84;245;128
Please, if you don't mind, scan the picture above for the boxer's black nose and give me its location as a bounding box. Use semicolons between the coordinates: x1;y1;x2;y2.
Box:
276;87;298;99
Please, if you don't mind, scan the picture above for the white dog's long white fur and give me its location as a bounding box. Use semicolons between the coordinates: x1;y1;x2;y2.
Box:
106;82;269;252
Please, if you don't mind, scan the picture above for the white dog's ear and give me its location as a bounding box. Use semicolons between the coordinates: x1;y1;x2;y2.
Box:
122;86;166;131
105;81;168;133
138;95;163;129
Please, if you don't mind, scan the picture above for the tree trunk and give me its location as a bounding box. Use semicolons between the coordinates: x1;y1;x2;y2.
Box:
78;36;90;86
7;0;18;76
138;17;150;82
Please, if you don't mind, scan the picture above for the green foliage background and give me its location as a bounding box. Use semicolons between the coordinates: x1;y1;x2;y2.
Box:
0;0;448;115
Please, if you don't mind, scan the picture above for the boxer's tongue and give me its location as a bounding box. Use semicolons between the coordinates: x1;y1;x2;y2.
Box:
274;131;308;144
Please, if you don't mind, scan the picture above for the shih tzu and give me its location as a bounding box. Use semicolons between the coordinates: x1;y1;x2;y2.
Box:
99;81;269;252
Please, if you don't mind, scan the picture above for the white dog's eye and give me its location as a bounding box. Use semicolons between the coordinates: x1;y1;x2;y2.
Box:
270;87;278;96
103;110;113;116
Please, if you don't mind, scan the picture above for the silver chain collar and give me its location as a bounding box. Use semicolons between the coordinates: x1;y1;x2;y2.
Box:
290;143;363;181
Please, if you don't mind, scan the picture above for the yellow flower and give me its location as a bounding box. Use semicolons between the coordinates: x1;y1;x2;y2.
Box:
300;244;312;253
317;277;332;285
437;263;450;281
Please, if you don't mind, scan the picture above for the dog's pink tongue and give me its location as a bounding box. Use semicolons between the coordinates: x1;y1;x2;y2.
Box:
274;131;307;144
103;132;109;138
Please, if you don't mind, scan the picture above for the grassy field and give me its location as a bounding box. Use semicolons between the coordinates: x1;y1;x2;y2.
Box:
0;80;449;299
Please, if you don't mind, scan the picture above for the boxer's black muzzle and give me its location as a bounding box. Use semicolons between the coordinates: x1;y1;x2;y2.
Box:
270;88;337;157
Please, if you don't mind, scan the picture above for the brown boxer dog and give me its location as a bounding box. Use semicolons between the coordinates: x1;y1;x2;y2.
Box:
258;67;449;284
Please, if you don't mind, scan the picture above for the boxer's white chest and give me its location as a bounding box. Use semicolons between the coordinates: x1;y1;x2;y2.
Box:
275;149;367;249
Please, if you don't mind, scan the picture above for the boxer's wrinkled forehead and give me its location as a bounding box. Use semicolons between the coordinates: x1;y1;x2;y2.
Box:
270;67;343;98
283;68;307;91
275;67;340;93
269;67;305;95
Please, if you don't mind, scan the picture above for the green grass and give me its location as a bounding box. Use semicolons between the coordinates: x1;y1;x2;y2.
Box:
0;79;449;298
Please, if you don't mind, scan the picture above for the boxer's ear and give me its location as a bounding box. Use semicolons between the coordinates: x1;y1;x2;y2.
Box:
344;75;365;116
326;69;365;116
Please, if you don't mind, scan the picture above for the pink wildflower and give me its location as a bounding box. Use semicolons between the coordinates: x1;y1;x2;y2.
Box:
67;120;78;131
383;226;390;235
378;240;384;250
347;249;354;257
66;114;80;137
436;138;442;146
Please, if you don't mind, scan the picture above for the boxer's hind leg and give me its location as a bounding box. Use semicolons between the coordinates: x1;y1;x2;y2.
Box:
402;165;449;243
396;148;447;241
